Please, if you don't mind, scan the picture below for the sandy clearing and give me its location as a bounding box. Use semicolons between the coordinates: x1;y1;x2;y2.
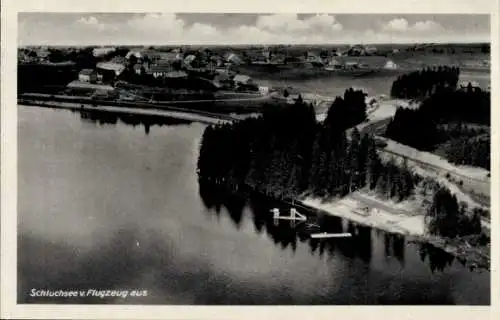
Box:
302;192;426;236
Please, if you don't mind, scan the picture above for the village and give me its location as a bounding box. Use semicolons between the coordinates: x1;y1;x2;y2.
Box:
17;44;417;106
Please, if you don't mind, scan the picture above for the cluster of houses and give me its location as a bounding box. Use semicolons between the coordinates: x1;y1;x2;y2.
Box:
250;44;382;66
18;45;405;99
66;47;259;98
88;47;246;80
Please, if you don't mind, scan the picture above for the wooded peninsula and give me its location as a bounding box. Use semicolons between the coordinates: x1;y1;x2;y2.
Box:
197;68;490;243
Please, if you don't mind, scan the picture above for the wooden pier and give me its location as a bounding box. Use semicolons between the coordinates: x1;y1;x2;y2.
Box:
270;208;307;221
310;232;352;239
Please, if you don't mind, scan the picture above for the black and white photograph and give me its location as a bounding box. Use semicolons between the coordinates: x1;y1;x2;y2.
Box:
1;0;498;317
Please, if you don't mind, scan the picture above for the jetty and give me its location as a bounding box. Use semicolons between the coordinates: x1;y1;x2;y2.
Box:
310;232;352;239
270;208;307;221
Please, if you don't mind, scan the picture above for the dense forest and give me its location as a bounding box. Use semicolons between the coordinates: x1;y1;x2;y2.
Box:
197;89;483;239
418;86;490;125
386;73;490;169
443;136;490;170
197;89;414;200
390;66;460;99
44;47;99;70
18;63;78;93
426;186;485;239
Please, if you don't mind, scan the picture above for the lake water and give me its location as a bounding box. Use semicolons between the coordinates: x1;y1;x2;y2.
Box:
18;106;490;305
255;70;490;97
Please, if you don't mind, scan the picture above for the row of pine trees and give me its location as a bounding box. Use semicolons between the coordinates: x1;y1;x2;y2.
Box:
390;66;460;99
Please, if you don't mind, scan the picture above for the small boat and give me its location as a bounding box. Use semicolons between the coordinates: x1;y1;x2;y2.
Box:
310;232;352;239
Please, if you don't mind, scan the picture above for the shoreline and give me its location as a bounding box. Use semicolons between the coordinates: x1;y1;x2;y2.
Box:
301;194;425;238
294;192;490;271
18;102;234;125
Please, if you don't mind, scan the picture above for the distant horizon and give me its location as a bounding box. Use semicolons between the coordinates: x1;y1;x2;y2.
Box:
19;13;490;46
18;41;491;48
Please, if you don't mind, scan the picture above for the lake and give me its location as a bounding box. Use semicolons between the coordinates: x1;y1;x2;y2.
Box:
255;69;490;97
18;106;490;305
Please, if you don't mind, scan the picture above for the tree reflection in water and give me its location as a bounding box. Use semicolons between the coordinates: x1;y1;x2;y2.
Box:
384;233;406;267
419;243;455;273
198;180;462;274
73;109;192;135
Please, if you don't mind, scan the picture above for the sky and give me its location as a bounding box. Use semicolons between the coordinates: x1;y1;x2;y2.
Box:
18;13;490;46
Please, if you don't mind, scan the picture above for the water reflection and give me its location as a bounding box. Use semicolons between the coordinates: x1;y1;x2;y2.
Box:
18;228;163;304
419;244;455;273
384;233;406;266
199;181;461;274
72;109;192;135
17;107;490;305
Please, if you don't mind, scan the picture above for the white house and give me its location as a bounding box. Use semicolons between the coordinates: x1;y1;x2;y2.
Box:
258;86;270;96
328;59;341;66
126;51;142;60
344;61;360;69
148;63;176;78
183;54;197;66
78;69;98;83
233;74;253;86
384;60;398;69
133;64;143;75
96;62;126;76
225;53;243;64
